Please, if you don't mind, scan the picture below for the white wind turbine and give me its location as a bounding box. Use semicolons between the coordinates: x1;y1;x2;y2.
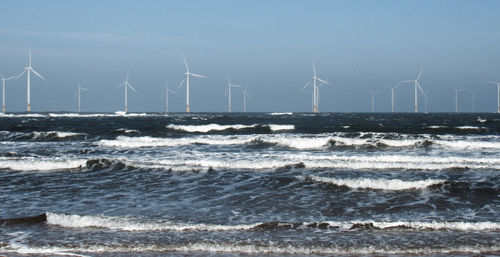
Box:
76;81;90;113
384;83;400;113
451;85;467;113
225;75;244;112
165;82;176;113
242;87;250;113
485;80;500;113
0;73;17;113
370;91;380;113
17;49;45;112
401;69;424;113
303;62;329;112
178;57;207;112
116;70;137;113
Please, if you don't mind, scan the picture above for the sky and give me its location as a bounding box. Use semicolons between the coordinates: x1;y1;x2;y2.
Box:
0;0;500;113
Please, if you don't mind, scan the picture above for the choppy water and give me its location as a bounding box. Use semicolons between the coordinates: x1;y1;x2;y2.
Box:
0;112;499;256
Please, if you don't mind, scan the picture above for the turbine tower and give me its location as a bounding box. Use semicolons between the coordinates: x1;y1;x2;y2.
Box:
117;70;137;113
451;85;467;113
76;81;90;113
0;73;16;113
401;69;424;113
384;83;400;113
370;91;380;113
225;75;243;112
17;49;45;112
178;57;207;112
486;81;500;113
303;62;329;112
242;87;250;113
165;82;176;113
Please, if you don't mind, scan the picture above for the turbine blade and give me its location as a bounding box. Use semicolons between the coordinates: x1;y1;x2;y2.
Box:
316;78;330;85
116;83;125;88
127;83;137;93
15;70;26;80
80;87;90;91
400;80;413;83
183;57;189;73
416;68;423;81
30;68;46;81
191;73;207;78
485;80;500;85
177;77;186;91
231;84;244;88
312;62;316;76
302;79;312;90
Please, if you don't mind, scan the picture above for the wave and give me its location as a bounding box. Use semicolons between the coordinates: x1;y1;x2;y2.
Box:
269;112;293;115
0;157;87;171
167;123;294;133
0;130;87;141
96;133;500;151
46;212;257;231
303;175;445;190
3;243;499;256
44;213;500;232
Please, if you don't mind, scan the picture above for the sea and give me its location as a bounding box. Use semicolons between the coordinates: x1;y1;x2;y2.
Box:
0;112;499;257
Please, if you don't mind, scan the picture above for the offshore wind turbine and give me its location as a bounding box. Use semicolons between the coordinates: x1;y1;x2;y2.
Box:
117;70;137;113
370;91;380;113
178;57;207;112
242;87;250;113
225;75;244;112
0;73;17;113
165;82;176;113
401;69;424;113
76;81;90;113
384;83;400;113
303;62;329;112
486;80;500;113
17;49;45;112
451;85;467;113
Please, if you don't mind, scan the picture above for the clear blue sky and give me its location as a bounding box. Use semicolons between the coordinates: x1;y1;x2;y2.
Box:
1;0;499;112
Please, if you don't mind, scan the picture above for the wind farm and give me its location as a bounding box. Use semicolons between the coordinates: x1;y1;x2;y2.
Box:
1;51;500;113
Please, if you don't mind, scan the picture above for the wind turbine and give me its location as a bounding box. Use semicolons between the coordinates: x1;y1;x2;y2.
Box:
116;70;137;113
242;87;250;112
178;57;207;112
303;62;329;112
165;82;176;113
75;81;90;113
225;75;244;112
401;69;424;113
0;73;17;113
17;49;45;112
451;85;467;113
370;91;380;113
384;83;400;113
485;80;500;113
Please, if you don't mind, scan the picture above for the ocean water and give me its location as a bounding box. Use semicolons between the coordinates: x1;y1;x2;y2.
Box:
0;112;499;257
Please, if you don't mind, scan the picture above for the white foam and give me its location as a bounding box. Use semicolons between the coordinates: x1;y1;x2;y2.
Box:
0;157;86;171
167;123;257;133
268;124;295;131
456;126;484;130
306;175;445;190
270;112;293;115
32;131;85;139
98;135;254;148
3;241;499;256
46;212;256;231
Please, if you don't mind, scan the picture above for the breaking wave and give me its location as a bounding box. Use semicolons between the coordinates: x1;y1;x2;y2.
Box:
0;157;87;171
166;123;294;133
44;212;500;232
304;175;445;190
